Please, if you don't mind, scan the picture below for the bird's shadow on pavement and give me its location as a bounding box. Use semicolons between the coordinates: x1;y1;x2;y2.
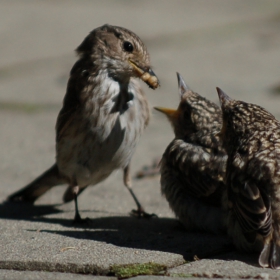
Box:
0;201;259;266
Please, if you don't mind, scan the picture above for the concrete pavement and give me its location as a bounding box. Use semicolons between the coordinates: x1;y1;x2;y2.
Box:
1;1;280;279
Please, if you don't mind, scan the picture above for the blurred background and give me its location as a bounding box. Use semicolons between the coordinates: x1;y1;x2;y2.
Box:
0;0;280;207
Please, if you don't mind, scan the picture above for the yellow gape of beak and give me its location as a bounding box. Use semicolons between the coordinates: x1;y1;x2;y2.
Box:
154;107;179;119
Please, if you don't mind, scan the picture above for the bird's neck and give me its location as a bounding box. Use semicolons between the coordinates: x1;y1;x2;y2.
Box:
93;69;136;114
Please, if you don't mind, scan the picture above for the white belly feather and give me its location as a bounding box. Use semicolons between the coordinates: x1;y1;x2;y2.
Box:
56;73;146;187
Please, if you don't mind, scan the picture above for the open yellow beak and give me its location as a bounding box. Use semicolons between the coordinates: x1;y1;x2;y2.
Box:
154;107;179;119
129;60;159;90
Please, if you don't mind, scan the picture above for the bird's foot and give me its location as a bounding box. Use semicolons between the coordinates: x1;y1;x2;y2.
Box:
72;213;91;226
130;208;158;219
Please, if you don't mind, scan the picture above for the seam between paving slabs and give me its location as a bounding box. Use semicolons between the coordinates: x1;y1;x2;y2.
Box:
0;259;187;276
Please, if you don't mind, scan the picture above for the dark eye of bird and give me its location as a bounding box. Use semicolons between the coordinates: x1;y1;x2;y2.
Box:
123;41;134;53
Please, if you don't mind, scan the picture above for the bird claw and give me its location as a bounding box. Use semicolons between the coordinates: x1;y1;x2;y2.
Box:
130;209;158;219
72;214;92;226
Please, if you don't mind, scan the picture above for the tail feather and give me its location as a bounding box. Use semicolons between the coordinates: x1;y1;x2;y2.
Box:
271;243;280;269
259;230;280;269
259;243;271;268
8;164;66;204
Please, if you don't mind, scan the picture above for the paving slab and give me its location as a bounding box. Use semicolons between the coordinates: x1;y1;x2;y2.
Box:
0;201;230;274
168;255;278;279
1;0;280;279
0;269;112;280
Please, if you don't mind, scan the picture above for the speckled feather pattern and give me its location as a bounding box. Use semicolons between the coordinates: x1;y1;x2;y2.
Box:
159;82;227;234
218;89;280;269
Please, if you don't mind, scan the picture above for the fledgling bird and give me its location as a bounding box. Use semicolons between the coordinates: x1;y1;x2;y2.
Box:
217;87;280;269
8;24;159;223
154;73;227;234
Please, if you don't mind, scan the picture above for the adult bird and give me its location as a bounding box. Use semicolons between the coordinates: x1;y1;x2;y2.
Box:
8;24;159;223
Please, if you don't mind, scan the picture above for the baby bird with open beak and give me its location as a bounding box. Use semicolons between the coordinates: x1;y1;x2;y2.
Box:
155;73;227;233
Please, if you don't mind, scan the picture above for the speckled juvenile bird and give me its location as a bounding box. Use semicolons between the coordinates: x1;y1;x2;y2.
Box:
8;24;159;223
217;87;280;269
154;73;227;234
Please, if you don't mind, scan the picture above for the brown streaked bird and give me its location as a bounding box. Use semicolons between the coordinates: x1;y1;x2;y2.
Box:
217;87;280;269
154;73;227;234
8;24;159;223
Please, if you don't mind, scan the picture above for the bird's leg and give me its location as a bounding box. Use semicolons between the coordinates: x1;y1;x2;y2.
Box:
73;186;82;222
72;185;90;225
123;164;157;218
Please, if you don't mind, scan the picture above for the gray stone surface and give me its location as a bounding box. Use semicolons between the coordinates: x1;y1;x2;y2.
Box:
1;0;280;279
169;256;277;279
0;269;112;280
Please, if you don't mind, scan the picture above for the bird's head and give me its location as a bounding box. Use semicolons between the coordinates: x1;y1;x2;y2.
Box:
76;24;159;89
155;73;222;140
217;87;278;148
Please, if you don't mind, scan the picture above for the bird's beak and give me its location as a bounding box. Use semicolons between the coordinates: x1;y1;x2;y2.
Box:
154;107;179;119
129;60;160;90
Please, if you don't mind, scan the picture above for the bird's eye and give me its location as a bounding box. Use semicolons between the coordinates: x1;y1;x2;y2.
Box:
123;41;134;53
